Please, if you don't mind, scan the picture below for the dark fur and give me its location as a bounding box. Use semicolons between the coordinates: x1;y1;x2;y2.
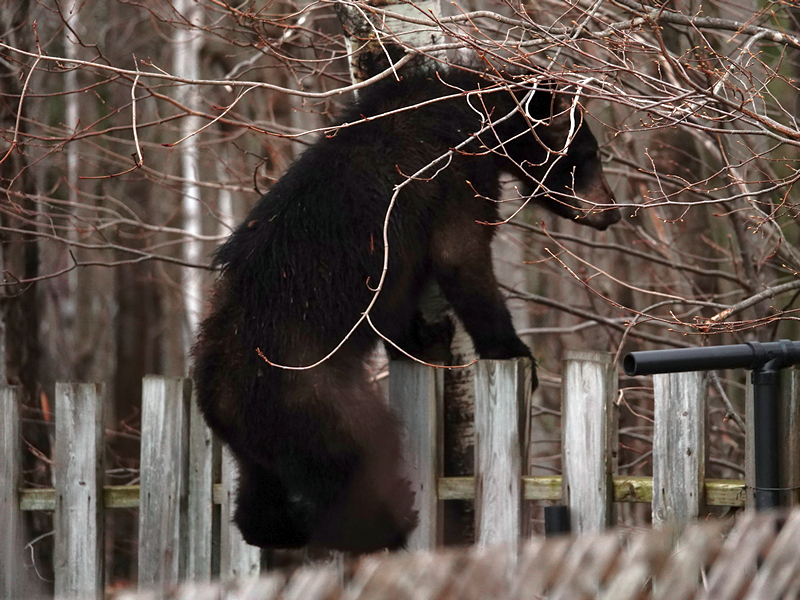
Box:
192;69;619;553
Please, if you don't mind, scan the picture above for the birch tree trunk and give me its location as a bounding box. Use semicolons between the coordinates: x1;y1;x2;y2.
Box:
63;6;79;336
173;0;204;363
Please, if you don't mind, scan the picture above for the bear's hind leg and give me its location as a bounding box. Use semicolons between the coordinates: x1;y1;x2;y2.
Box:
300;372;418;553
233;458;312;549
310;450;418;553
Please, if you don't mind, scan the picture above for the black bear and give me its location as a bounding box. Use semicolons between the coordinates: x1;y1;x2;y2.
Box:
192;67;619;553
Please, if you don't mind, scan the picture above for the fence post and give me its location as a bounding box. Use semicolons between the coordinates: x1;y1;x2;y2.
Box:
562;351;617;534
1;386;23;598
779;367;799;507
474;359;529;550
652;372;706;527
138;376;191;593
220;447;261;579
389;360;443;551
186;393;218;581
54;382;105;600
746;380;755;509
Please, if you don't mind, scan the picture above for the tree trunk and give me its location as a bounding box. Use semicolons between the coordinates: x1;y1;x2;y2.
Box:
173;0;205;366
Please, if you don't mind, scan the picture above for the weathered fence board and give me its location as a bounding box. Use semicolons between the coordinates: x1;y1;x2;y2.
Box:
474;359;528;550
652;371;706;528
779;368;799;506
437;475;744;506
54;382;105;600
388;360;443;551
15;474;748;510
1;386;22;598
745;374;755;509
219;446;261;580
187;393;217;581
138;376;192;592
562;351;618;533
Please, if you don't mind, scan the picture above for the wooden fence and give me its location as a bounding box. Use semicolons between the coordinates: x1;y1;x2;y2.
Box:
2;352;798;599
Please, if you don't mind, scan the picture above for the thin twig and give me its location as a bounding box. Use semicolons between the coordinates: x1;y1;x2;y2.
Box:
0;55;40;166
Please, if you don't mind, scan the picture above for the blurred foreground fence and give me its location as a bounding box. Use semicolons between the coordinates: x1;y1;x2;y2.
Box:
115;508;800;600
2;352;798;598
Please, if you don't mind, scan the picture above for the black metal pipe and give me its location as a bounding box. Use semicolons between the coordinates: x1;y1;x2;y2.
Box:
752;362;781;510
623;340;800;376
544;505;571;537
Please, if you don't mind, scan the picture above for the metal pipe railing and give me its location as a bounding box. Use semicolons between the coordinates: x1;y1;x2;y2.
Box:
623;340;800;511
623;340;800;377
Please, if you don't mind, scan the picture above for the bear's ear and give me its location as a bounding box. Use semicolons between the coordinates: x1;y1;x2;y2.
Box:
552;90;572;115
550;84;581;118
546;87;583;149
